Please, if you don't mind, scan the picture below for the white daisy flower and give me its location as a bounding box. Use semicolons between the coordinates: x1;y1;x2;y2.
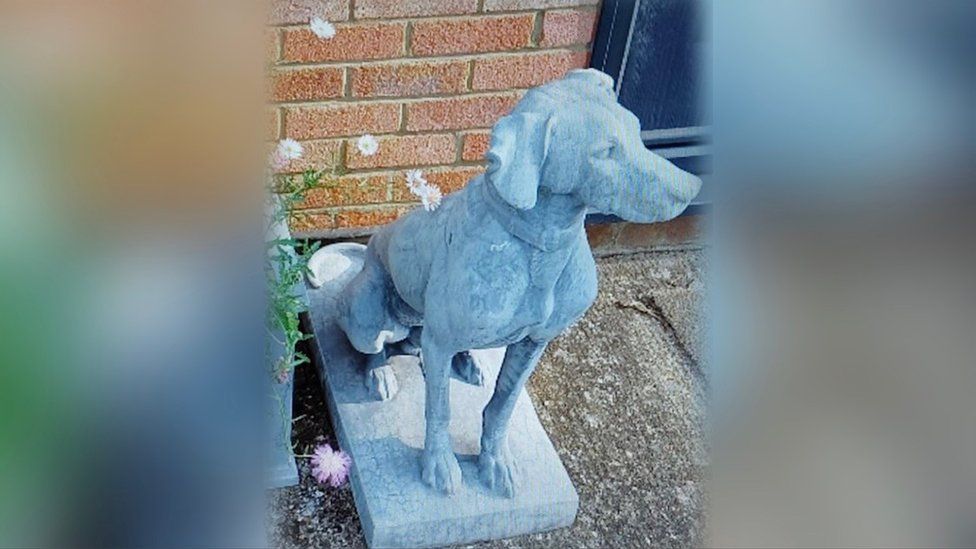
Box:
404;169;427;193
404;169;441;211
276;138;303;161
310;17;336;40
356;134;379;157
419;184;443;212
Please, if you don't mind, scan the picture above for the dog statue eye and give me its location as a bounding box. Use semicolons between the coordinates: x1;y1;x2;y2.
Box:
595;144;615;158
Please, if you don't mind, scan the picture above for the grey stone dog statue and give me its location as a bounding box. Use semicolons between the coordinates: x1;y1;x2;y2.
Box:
332;68;701;497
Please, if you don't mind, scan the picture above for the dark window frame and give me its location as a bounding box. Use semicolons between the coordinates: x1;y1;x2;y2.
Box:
587;0;710;221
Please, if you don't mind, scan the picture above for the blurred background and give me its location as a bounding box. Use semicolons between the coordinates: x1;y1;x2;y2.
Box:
0;0;973;546
709;1;976;546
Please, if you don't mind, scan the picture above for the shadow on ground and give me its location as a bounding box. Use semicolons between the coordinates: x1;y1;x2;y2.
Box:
268;249;707;548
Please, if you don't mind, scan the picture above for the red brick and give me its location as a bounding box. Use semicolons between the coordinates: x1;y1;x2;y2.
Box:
346;134;456;170
284;103;400;139
411;15;534;56
335;206;402;229
351;60;468;98
406;93;520;131
269;0;349;25
484;0;598;10
461;130;491;161
272;139;343;173
295;173;390;209
472;51;588;90
615;216;702;249
281;23;404;63
428;166;484;194
288;211;335;233
291;140;344;172
585;223;617;249
391;166;485;202
271;67;344;102
541;9;598;47
354;0;478;19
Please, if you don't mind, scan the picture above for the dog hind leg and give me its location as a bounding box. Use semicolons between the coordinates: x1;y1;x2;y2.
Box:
451;351;485;386
396;327;484;387
392;326;423;356
364;347;399;401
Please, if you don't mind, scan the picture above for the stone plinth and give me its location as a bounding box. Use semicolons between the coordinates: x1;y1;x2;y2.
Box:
306;243;578;548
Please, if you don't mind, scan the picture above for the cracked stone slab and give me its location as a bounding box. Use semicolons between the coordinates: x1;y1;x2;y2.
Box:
597;250;706;366
305;243;578;548
652;288;704;366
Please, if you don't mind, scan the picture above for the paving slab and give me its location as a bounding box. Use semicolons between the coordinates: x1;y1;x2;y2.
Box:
518;250;707;548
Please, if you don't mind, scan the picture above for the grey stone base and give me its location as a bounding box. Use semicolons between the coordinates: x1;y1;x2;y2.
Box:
306;243;578;548
266;460;299;490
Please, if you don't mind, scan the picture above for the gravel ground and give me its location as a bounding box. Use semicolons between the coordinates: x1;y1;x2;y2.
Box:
268;248;707;548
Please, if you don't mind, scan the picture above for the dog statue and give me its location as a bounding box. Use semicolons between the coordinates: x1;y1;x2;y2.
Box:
332;69;701;497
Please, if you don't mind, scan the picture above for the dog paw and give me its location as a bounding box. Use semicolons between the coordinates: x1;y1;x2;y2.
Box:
365;365;399;401
451;351;485;386
421;446;462;495
478;444;518;498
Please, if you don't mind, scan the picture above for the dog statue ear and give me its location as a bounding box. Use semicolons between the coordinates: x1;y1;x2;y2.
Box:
567;68;615;91
485;112;553;210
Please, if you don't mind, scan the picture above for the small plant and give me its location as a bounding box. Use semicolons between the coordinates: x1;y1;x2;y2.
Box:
267;170;319;384
265;141;343;385
265;140;345;472
265;17;364;489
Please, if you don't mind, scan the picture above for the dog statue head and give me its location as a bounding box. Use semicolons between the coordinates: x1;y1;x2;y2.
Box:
485;69;702;223
335;263;410;355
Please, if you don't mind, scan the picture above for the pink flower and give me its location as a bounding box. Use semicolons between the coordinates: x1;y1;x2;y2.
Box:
310;443;351;487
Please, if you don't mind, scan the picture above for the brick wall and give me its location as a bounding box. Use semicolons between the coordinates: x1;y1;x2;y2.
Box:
268;0;600;236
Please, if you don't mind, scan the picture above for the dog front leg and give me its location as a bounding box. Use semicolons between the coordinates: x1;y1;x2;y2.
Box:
478;337;548;497
419;330;462;494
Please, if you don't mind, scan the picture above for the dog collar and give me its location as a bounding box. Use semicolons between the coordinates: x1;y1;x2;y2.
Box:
479;177;584;252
